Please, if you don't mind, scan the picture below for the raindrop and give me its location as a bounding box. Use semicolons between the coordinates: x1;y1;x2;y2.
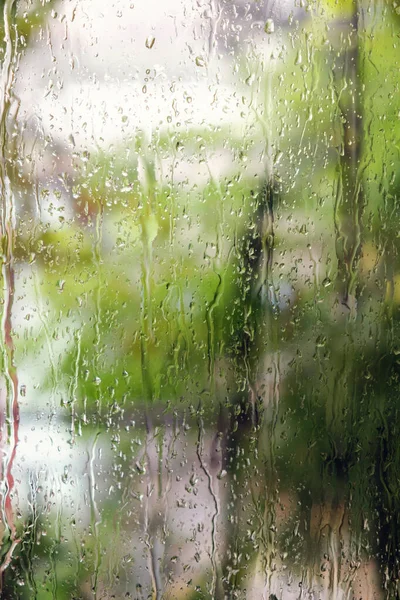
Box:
265;19;275;34
145;36;155;49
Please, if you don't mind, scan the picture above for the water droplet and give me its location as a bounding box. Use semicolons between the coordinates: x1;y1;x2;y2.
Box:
265;19;275;34
145;36;155;49
135;462;146;475
245;73;255;86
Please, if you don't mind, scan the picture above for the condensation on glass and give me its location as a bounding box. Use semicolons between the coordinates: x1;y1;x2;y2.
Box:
0;0;397;598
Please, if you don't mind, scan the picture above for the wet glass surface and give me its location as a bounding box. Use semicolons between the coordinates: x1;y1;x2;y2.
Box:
0;0;399;598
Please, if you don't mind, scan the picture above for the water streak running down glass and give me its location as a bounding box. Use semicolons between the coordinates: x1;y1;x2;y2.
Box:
0;0;398;598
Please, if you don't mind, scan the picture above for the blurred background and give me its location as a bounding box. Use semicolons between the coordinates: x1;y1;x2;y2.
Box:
0;0;398;598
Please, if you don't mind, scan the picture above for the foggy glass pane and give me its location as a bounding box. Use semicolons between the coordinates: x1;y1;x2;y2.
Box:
0;0;398;598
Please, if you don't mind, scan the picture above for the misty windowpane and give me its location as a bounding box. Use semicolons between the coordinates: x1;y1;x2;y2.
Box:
0;0;398;598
